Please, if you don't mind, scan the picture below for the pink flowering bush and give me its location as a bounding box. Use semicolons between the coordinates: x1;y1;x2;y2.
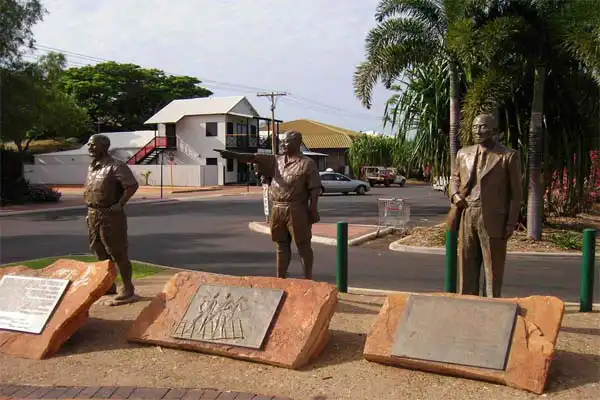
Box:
545;150;600;216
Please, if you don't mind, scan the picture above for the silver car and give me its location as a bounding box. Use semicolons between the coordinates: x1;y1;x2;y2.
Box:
319;172;371;195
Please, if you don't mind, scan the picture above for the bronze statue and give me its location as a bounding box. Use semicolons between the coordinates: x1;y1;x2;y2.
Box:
449;113;522;298
214;130;321;279
84;134;140;305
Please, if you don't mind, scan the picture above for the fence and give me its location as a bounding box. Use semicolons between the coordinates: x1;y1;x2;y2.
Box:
24;164;219;187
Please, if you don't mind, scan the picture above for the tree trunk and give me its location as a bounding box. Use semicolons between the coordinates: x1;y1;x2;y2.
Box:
527;65;546;240
449;61;461;171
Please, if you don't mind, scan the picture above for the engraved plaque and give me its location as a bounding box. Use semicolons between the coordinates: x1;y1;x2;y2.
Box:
0;275;70;334
391;295;517;370
171;284;284;349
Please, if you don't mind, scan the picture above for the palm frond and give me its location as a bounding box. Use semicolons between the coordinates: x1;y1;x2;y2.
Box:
375;0;446;32
354;18;440;108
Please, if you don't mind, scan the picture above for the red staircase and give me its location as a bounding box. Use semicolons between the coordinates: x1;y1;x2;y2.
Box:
127;137;168;165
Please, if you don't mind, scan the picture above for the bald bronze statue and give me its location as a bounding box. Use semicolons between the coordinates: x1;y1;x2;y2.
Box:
214;131;321;279
84;134;140;305
450;113;522;298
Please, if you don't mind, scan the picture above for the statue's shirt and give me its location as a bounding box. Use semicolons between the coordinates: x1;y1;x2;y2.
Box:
83;156;138;208
255;154;321;204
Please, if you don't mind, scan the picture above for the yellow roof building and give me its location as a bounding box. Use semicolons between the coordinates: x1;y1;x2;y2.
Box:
278;119;360;150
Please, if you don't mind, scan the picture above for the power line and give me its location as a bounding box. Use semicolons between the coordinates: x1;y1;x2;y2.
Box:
257;91;287;154
31;44;384;124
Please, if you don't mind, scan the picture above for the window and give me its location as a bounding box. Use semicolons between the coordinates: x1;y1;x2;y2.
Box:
250;125;257;135
206;122;218;137
206;158;218;166
226;122;234;135
321;174;336;181
336;174;351;181
227;158;234;172
236;123;247;135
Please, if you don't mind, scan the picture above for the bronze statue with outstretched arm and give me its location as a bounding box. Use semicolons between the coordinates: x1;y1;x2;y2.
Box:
214;130;321;279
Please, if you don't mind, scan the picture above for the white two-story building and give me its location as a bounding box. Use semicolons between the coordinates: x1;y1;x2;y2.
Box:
142;95;279;185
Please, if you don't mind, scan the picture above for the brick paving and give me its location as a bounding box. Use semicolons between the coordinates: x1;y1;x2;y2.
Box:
0;385;292;400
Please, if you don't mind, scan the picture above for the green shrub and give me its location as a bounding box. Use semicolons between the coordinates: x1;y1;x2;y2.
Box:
549;231;583;251
0;146;26;205
25;183;62;203
1;146;61;205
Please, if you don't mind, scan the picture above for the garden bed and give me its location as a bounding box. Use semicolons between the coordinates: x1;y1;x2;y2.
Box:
395;214;600;253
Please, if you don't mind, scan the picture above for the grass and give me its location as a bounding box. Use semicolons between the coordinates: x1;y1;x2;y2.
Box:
0;254;164;280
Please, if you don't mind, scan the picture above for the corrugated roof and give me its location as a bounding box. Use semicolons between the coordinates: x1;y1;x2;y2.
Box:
145;96;260;124
36;131;157;156
278;119;359;149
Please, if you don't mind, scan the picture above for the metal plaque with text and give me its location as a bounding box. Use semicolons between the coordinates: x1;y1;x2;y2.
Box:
391;294;518;370
171;284;284;349
0;275;70;334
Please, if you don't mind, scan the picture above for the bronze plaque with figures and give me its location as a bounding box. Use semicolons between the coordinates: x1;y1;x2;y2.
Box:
391;294;518;370
171;284;284;349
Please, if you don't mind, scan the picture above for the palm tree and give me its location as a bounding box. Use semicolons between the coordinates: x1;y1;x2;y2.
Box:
456;0;600;239
353;0;471;168
383;59;459;178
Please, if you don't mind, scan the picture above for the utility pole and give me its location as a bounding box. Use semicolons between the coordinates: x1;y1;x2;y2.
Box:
257;91;286;155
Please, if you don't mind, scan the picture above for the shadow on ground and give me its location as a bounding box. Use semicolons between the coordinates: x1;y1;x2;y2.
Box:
545;350;600;393
57;317;141;357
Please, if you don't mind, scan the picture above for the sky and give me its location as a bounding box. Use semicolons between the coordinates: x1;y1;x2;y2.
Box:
29;0;395;134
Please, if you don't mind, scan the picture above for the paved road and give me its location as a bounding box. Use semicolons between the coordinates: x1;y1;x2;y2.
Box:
0;185;592;302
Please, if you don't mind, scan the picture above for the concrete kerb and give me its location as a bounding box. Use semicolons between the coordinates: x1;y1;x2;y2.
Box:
0;190;262;217
248;221;393;246
0;198;180;217
389;238;600;258
8;255;598;309
346;286;600;309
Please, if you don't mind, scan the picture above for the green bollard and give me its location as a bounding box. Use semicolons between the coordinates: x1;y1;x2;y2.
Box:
445;230;458;293
337;221;348;293
580;228;597;312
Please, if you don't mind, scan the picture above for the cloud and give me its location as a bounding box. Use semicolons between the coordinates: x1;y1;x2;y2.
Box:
32;0;395;132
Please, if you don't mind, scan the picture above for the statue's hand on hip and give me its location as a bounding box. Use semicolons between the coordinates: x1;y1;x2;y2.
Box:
453;194;468;209
504;225;515;240
310;208;320;224
109;203;123;212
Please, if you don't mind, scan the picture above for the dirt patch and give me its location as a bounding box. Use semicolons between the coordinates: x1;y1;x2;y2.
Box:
395;215;600;253
0;272;598;399
361;231;408;251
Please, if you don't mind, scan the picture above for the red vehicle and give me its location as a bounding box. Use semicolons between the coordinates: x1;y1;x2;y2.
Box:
360;166;406;187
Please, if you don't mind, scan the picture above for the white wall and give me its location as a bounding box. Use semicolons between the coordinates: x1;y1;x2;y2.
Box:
24;164;218;187
157;115;228;185
35;147;145;165
157;114;259;185
130;165;218;187
34;154;90;165
24;164;88;185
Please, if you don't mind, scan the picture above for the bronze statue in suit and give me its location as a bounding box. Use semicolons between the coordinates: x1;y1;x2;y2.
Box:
449;113;522;297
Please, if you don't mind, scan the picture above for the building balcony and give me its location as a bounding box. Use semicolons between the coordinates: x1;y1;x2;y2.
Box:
226;135;259;149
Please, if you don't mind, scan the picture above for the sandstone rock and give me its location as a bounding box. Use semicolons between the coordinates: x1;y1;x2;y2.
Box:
127;271;338;369
0;259;117;359
364;293;564;394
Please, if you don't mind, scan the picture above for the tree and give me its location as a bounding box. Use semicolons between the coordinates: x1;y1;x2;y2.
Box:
353;0;479;168
383;59;463;179
348;134;414;177
59;62;213;133
455;0;600;238
0;0;46;66
0;52;91;153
